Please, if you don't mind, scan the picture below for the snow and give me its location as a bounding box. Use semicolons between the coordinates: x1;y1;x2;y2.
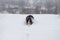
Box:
0;14;60;40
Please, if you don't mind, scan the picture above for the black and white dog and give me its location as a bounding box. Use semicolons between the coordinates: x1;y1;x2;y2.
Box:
26;15;34;25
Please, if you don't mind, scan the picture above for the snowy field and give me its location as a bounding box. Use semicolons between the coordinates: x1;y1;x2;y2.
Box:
0;14;60;40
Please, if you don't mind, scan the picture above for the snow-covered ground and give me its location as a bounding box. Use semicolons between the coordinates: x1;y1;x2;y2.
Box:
0;14;60;40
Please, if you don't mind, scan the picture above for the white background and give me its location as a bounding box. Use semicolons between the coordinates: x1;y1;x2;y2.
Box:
0;14;60;40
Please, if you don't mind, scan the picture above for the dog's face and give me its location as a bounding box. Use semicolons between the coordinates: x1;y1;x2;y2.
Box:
26;15;34;25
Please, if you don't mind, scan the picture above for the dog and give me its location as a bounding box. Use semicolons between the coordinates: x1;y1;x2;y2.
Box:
26;15;34;25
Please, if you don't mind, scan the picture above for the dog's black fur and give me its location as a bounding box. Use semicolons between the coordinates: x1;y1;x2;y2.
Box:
26;15;34;25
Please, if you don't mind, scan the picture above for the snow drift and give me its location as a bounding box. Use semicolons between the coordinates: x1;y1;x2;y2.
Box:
0;14;60;40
